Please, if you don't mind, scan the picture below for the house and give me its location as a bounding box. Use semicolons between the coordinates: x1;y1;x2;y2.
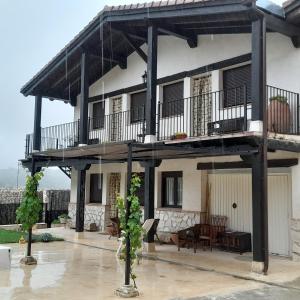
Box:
20;0;300;275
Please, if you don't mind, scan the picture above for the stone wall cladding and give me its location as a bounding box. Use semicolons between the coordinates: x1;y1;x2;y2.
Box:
155;209;201;233
0;189;42;204
291;218;300;261
68;203;108;232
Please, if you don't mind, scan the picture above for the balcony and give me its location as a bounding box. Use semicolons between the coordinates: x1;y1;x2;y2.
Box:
25;85;299;157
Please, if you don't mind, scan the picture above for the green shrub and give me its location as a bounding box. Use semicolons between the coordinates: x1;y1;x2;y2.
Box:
52;219;60;225
269;95;288;103
40;233;53;243
58;214;70;219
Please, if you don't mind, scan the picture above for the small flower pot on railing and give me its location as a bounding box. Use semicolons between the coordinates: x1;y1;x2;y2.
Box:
170;132;188;140
267;96;291;134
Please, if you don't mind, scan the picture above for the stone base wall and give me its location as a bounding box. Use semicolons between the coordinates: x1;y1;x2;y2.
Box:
291;218;300;261
68;203;108;232
155;209;201;233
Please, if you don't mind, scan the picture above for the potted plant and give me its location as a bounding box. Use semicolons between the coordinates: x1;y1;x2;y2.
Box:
267;95;291;134
51;219;62;228
58;214;70;224
16;172;43;265
171;132;188;140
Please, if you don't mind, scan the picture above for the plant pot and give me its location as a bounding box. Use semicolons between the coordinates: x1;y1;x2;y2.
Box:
59;217;67;224
267;100;291;134
175;134;187;140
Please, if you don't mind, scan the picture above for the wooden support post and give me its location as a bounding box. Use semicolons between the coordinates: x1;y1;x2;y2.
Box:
140;159;161;248
144;165;155;243
125;143;133;286
33;95;42;151
79;53;89;146
74;162;90;233
75;169;86;232
145;24;158;143
251;17;268;275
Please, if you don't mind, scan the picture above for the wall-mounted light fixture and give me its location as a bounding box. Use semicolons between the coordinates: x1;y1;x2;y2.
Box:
142;71;147;84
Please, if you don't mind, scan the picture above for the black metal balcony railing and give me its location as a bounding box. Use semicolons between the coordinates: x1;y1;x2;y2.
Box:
157;86;249;141
25;85;299;157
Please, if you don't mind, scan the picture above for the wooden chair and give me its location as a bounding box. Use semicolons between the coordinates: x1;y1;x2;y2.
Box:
107;217;121;239
194;215;227;252
171;227;195;251
153;219;162;244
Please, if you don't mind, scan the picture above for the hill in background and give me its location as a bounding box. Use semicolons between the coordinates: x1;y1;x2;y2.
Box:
0;167;71;189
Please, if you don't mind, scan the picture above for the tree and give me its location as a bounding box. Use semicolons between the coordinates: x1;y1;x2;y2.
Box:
16;171;43;265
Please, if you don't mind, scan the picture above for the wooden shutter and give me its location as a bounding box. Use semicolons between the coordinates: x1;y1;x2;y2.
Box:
162;81;184;117
223;65;251;107
92;101;105;129
131;91;146;123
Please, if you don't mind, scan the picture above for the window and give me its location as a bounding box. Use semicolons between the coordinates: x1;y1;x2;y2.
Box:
162;172;183;208
131;91;146;123
162;81;184;117
92;101;105;129
223;64;251;107
90;174;103;203
135;172;145;206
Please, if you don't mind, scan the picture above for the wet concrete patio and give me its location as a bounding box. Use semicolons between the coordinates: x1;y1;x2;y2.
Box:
1;228;300;300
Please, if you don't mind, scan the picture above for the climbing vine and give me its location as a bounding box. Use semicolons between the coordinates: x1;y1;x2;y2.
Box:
116;174;143;288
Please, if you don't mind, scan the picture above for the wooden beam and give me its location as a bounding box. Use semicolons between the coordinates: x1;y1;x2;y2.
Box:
122;33;147;63
264;12;300;47
158;24;197;48
197;159;298;170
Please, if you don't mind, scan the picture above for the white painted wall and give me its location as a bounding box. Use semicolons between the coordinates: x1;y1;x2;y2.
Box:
73;33;300;120
292;154;300;218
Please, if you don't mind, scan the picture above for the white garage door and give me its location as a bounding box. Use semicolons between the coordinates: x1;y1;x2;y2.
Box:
209;173;291;256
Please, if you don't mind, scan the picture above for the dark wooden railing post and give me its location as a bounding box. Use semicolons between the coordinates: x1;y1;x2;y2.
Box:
145;24;157;143
79;52;89;146
33;95;42;152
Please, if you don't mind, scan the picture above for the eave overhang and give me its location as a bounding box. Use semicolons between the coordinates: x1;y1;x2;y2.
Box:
20;0;300;103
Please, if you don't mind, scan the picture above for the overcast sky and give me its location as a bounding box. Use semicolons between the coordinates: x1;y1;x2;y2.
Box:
0;0;285;169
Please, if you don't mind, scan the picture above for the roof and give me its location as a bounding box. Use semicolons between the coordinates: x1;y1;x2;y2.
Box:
19;0;297;101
